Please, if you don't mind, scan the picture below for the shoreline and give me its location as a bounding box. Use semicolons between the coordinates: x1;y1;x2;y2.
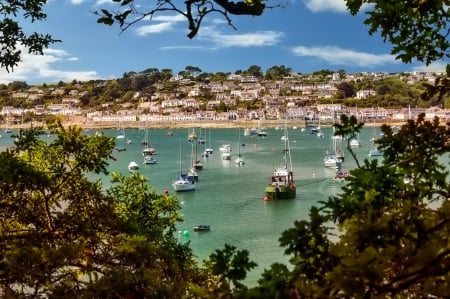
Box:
1;117;412;131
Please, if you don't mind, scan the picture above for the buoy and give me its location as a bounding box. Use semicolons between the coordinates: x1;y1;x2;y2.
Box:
263;196;269;201
183;230;189;237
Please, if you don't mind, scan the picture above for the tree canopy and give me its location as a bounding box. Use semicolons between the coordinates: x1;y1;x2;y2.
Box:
0;0;60;71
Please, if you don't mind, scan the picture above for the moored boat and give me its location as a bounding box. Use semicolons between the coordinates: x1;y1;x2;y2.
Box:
193;224;210;232
265;125;296;200
128;161;139;171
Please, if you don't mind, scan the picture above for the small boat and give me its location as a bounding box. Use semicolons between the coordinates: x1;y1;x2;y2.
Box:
323;151;340;168
219;144;231;152
128;161;139;171
235;154;245;165
172;174;196;191
193;224;210;232
369;119;383;157
369;148;383;157
334;170;350;181
187;167;199;182
244;127;257;136
235;128;245;165
143;156;157;164
350;138;362;147
172;141;196;192
265;125;296;200
143;147;157;156
221;151;231;160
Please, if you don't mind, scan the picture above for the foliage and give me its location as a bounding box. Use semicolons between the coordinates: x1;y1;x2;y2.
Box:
0;122;203;297
95;0;271;38
0;0;60;71
346;0;450;100
253;115;450;298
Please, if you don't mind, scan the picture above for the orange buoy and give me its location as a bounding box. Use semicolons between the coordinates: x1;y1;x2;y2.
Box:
263;196;269;201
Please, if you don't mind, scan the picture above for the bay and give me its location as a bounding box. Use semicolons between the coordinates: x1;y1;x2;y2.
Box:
0;126;378;285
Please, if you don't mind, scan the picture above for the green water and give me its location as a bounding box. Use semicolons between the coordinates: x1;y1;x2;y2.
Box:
0;126;378;285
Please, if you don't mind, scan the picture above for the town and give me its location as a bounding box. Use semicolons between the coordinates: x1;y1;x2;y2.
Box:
1;67;448;128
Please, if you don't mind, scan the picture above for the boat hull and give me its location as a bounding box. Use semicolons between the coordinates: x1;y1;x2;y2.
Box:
172;181;196;191
265;185;296;200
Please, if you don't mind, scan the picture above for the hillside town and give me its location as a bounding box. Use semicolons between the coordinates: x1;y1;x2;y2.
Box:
1;70;449;129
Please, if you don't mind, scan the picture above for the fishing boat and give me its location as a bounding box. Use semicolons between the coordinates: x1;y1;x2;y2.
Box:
264;126;296;200
172;141;196;192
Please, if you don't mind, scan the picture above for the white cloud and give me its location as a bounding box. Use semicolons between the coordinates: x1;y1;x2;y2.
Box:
136;22;175;35
291;45;397;68
303;0;348;13
95;0;113;5
69;0;86;4
135;14;186;35
0;47;99;84
198;27;284;47
151;14;186;23
160;46;205;50
413;61;448;73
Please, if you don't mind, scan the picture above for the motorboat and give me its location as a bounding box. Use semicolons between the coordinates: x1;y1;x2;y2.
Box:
221;151;231;160
193;224;210;232
219;144;231;152
143;156;157;164
142;147;157;156
128;161;139;171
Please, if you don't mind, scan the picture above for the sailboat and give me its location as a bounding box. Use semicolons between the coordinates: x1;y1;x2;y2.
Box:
186;126;202;169
188;143;199;181
141;126;157;156
235;128;245;165
264;125;296;200
324;128;343;168
350;133;362;147
172;140;196;192
116;119;125;139
369;121;383;157
203;128;213;156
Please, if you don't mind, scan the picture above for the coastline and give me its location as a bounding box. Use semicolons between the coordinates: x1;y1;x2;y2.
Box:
1;116;412;131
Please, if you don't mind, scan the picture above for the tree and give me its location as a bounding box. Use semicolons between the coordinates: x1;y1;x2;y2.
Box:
336;81;355;99
0;123;203;297
0;1;60;71
235;115;450;298
96;0;267;39
246;65;263;78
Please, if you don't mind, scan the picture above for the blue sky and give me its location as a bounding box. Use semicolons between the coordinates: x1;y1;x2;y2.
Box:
0;0;447;85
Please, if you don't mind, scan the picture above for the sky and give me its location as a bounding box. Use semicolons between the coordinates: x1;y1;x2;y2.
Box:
0;0;447;85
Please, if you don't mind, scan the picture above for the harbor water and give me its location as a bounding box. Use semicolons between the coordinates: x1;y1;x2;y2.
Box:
0;125;379;285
